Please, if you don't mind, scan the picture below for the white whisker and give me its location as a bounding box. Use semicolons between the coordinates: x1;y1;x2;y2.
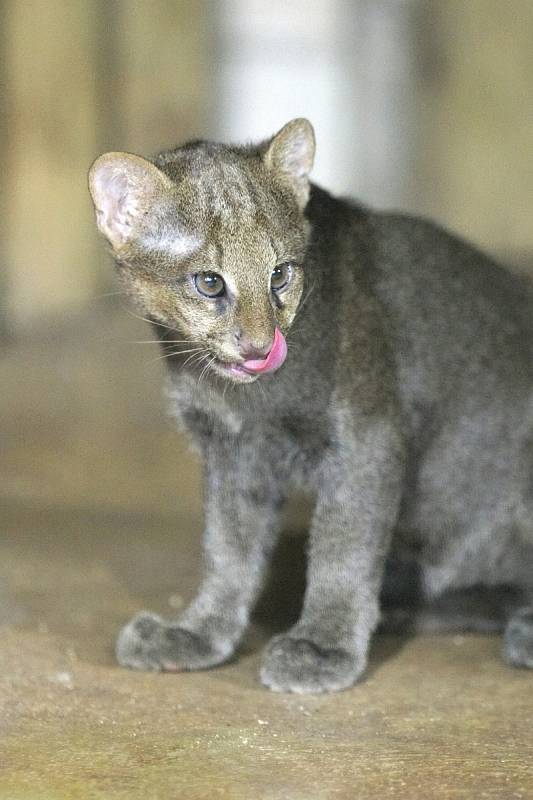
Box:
124;308;173;331
184;350;209;369
176;352;208;375
144;347;204;367
131;339;196;345
92;290;128;300
198;356;217;387
155;347;205;361
297;282;316;316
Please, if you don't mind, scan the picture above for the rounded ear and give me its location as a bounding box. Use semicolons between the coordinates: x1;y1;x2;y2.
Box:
263;118;316;209
88;152;174;250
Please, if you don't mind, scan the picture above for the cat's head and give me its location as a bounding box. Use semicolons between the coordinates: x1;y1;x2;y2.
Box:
88;118;315;383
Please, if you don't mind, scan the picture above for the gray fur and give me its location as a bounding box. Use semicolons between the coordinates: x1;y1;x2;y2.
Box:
89;119;533;693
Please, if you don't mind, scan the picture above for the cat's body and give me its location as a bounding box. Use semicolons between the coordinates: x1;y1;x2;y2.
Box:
89;119;533;693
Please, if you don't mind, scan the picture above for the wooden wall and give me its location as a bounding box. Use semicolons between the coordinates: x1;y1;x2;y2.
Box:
1;0;209;332
2;1;531;334
417;0;533;265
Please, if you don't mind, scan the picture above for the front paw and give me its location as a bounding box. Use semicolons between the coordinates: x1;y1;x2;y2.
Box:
116;611;232;672
260;634;363;694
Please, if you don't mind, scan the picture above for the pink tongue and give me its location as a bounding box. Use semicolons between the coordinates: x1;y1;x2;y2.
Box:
242;327;287;374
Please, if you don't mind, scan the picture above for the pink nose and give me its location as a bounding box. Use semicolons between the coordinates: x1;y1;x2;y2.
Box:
239;341;273;361
235;331;274;361
240;328;288;374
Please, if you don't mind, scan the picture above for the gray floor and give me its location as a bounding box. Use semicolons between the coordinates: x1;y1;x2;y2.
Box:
1;301;532;799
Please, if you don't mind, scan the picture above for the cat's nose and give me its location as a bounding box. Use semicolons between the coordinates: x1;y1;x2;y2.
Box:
234;331;273;360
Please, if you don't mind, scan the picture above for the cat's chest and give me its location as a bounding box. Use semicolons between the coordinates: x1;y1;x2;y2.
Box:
165;372;244;438
165;369;331;465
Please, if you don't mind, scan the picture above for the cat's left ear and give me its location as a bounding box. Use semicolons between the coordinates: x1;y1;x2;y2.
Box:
263;118;316;209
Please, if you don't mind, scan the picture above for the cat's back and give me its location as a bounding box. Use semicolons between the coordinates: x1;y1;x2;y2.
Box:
356;209;533;422
369;210;532;331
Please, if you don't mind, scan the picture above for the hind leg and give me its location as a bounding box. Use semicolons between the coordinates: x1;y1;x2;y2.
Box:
502;514;533;666
381;581;523;634
503;607;533;668
503;433;533;666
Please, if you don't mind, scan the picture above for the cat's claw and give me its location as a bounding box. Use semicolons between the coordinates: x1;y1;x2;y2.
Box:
260;634;363;694
116;611;231;672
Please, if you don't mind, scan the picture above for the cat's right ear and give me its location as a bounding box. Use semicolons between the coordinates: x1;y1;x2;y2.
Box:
88;153;173;251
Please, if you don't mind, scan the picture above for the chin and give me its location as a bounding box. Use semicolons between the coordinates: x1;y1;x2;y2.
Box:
211;360;259;384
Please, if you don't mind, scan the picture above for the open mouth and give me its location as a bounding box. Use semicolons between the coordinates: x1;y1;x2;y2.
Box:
215;327;288;382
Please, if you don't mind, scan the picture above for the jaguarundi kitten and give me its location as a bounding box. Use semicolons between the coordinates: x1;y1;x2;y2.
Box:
89;119;533;693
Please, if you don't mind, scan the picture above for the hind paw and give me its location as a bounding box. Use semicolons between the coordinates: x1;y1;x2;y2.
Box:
503;607;533;668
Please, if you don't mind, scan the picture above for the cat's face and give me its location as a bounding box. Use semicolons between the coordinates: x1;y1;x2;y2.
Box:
89;119;315;383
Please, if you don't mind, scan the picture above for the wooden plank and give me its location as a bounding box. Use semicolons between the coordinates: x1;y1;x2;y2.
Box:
116;0;209;155
418;0;533;261
3;0;102;329
3;1;209;331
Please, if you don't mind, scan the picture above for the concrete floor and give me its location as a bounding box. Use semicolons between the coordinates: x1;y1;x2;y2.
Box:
1;300;533;799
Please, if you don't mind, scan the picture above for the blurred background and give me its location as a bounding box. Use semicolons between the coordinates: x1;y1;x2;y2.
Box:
1;0;533;517
2;6;533;787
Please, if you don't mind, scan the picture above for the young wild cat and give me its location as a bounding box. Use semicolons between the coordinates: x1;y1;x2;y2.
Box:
89;118;533;693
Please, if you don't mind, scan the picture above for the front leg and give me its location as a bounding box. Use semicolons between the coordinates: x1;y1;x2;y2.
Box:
117;432;285;671
261;417;404;693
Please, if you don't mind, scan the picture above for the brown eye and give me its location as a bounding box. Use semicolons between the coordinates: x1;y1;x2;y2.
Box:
271;262;293;292
194;271;225;298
